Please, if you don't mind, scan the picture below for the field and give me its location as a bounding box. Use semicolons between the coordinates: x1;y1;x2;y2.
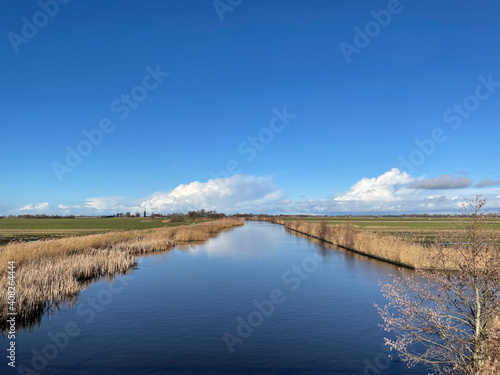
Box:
0;217;202;244
4;216;500;245
278;216;500;244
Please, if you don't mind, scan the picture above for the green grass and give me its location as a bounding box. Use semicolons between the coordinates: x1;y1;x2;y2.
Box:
0;217;183;230
0;217;199;244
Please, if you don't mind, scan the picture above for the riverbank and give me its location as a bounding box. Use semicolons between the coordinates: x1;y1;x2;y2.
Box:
264;218;499;271
262;215;500;245
262;217;500;372
0;219;243;329
266;219;436;269
0;216;214;245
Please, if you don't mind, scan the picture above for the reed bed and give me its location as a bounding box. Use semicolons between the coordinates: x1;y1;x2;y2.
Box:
275;219;434;269
0;219;243;329
266;218;499;370
482;315;500;374
4;249;135;325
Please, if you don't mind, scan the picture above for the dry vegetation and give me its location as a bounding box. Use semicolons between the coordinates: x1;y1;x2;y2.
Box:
267;216;500;245
376;197;500;374
268;218;499;271
263;197;499;374
274;219;434;269
484;316;500;374
0;219;243;330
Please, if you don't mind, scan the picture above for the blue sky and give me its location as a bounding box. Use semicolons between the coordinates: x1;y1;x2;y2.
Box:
1;0;499;215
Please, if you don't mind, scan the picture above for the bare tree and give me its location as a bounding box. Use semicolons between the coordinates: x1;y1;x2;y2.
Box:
376;196;500;374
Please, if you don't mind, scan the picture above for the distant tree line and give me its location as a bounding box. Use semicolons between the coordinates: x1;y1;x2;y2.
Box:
5;214;76;219
2;212;498;220
107;209;227;221
146;209;227;222
233;213;500;218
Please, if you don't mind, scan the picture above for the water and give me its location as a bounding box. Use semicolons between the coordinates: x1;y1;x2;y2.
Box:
4;221;428;374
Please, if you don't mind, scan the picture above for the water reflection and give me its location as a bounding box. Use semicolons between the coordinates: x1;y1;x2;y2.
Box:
189;221;285;259
2;229;229;333
6;221;427;374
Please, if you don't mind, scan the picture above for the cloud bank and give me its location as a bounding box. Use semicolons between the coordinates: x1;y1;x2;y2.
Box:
138;175;286;213
13;171;500;216
407;175;473;190
476;179;500;188
334;168;413;201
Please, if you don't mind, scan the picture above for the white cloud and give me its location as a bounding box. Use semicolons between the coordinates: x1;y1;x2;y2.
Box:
84;197;133;211
139;175;285;213
295;170;500;214
12;171;500;216
19;202;50;212
334;168;413;201
14;175;285;215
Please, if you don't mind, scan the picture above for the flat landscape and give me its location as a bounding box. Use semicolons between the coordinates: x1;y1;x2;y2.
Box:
3;1;499;373
278;216;500;244
3;216;500;245
0;217;201;244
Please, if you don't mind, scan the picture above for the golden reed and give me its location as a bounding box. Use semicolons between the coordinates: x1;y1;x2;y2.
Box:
263;218;499;371
273;219;434;269
0;219;243;328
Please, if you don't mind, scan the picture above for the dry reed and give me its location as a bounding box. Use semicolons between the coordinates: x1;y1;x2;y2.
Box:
483;315;500;374
271;218;499;370
0;219;243;329
275;219;435;269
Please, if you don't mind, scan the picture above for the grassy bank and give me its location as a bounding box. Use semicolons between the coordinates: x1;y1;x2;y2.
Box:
273;219;431;269
276;216;500;244
0;219;243;329
252;216;499;269
0;217;208;244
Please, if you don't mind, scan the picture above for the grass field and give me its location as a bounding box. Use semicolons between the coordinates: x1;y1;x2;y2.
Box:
0;217;202;244
278;216;500;243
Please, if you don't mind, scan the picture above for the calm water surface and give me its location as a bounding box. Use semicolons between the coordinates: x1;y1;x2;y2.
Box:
6;221;428;374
